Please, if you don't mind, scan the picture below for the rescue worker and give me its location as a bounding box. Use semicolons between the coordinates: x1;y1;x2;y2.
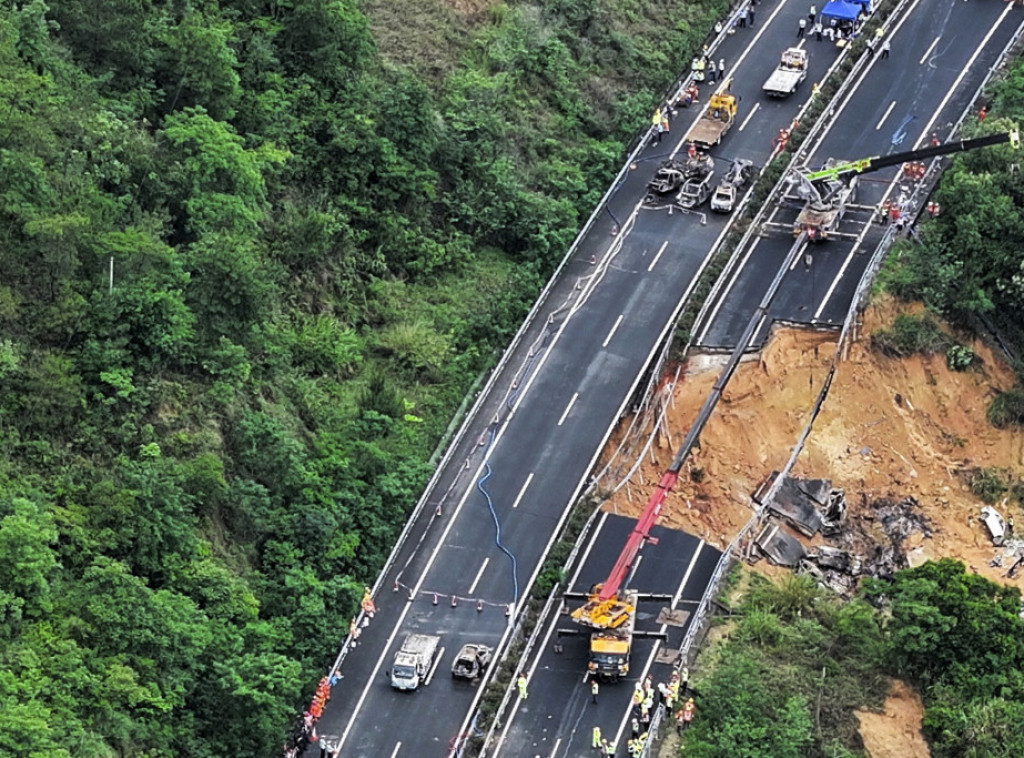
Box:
591;679;600;705
652;107;664;145
592;726;602;749
633;682;644;705
681;667;690;694
518;674;528;700
682;698;696;729
360;587;376;617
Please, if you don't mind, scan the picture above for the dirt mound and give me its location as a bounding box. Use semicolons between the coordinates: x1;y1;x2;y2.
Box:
856;679;930;758
603;296;1024;588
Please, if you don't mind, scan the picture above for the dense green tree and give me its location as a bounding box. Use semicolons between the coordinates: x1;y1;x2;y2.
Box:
0;0;750;754
683;651;814;758
867;559;1024;695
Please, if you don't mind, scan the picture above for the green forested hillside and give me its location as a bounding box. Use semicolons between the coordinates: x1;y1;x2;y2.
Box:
0;1;727;755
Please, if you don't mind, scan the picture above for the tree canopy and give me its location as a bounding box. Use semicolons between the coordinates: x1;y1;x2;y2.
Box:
0;0;729;754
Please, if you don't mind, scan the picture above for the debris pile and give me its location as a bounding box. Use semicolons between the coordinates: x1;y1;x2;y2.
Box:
752;477;933;595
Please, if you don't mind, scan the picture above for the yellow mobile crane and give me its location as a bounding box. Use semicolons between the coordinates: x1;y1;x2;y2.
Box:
558;470;678;681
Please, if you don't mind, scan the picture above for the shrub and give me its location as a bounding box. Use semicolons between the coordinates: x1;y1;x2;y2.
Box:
968;466;1009;504
988;386;1024;429
945;344;976;371
871;314;950;357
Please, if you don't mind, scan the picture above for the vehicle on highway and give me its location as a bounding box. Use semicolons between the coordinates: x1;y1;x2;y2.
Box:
676;158;715;209
586;589;637;681
685;87;738;149
762;48;808;98
710;158;754;213
644;152;713;209
391;634;441;691
451;643;492;681
786;131;1020;241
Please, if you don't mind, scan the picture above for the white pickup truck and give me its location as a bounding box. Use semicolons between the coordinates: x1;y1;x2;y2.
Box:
390;634;441;691
763;48;808;98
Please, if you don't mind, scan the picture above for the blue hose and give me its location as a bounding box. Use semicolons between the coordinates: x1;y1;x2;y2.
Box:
476;427;520;603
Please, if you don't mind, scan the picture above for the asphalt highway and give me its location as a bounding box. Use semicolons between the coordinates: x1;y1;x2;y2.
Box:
696;0;1024;350
306;1;1022;756
492;515;720;758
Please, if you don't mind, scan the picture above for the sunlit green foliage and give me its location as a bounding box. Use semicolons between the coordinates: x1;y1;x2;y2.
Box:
0;0;729;754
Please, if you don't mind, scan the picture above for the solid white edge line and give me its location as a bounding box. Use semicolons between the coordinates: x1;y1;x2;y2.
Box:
493;512;611;753
668;0;793;159
816;1;1016;321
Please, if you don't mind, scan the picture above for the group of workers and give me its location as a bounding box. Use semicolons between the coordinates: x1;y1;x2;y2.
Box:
690;54;728;84
585;668;696;756
283;587;377;757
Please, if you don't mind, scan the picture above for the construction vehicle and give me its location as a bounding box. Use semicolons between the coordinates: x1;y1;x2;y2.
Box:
644;152;714;209
558;469;681;681
685;84;739;149
390;634;441;691
451;643;492;681
763;48;808;98
781;130;1020;241
710;158;755;213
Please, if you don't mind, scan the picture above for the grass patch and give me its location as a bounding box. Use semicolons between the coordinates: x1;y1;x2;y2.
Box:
988;385;1024;429
871;314;951;357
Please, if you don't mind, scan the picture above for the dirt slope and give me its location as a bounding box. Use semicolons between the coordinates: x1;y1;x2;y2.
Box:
856;679;930;758
604;295;1024;586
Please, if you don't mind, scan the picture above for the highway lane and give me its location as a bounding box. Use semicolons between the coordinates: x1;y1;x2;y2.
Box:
697;0;1024;350
305;1;855;754
492;515;720;758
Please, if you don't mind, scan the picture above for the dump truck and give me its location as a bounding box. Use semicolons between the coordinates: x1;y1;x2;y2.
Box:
763;48;808;98
451;643;492;681
684;89;738;149
390;634;441;691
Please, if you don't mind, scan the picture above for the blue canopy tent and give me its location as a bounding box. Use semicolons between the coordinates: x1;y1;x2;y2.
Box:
821;0;863;22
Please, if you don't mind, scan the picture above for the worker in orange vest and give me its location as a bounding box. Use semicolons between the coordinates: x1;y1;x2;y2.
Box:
681;698;696;729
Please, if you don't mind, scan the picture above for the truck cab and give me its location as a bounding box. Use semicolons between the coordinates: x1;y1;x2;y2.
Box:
763;48;808;98
685;91;739;148
390;634;441;691
589;631;631;681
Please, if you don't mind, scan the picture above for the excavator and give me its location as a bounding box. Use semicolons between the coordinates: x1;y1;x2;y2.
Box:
558;469;680;681
777;130;1019;241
